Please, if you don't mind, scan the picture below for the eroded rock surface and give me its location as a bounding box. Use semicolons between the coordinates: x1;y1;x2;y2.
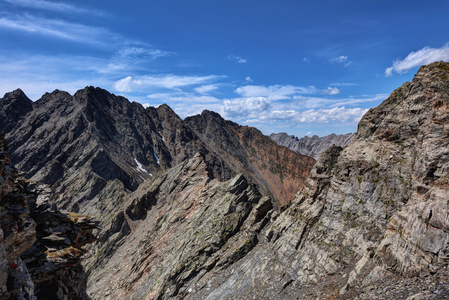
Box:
0;134;98;299
1;87;313;217
2;61;449;299
86;153;272;299
270;132;355;159
182;61;449;299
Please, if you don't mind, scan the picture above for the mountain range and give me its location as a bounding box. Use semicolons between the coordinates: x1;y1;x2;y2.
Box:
1;61;449;299
270;132;355;159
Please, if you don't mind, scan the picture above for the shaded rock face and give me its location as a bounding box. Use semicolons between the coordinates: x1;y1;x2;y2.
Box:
81;62;449;300
173;61;448;299
0;134;98;299
85;153;273;299
1;86;313;218
270;132;355;159
2;61;448;300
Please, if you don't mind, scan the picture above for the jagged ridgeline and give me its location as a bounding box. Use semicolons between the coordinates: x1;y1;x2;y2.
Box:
1;61;449;299
0;86;314;214
0;134;99;299
270;132;355;160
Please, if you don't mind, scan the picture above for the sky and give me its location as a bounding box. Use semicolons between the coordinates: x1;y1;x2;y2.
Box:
1;0;449;138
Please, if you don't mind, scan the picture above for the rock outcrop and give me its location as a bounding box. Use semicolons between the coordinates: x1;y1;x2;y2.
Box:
0;134;98;299
171;61;448;299
270;132;355;159
0;87;313;216
85;152;273;299
2;61;449;299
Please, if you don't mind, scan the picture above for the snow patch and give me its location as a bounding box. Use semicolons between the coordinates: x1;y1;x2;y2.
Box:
134;158;152;177
154;151;160;165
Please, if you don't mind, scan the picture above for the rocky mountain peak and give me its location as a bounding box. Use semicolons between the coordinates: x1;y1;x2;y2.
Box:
0;88;33;133
356;61;449;142
270;131;355;159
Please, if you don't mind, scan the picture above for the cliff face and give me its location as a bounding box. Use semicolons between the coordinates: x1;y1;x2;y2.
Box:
85;153;273;299
77;62;449;299
270;132;355;159
0;134;98;299
2;61;449;299
1;87;313;216
173;61;449;299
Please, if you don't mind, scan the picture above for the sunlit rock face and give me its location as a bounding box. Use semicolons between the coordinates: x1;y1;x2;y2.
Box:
0;134;98;299
270;132;355;160
2;61;449;299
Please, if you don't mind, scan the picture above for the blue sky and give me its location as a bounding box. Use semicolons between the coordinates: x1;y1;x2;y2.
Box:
1;0;449;137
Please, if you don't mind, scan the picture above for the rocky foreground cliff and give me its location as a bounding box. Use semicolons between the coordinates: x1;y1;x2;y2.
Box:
1;61;449;299
270;132;355;159
0;134;98;299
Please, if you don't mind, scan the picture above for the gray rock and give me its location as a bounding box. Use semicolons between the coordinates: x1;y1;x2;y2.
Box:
270;132;355;159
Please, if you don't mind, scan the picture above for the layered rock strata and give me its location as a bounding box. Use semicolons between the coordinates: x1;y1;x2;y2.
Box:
270;132;355;159
85;152;273;299
0;87;313;217
0;134;98;299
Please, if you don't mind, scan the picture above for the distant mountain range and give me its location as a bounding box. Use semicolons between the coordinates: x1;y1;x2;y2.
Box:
1;61;449;299
270;132;355;159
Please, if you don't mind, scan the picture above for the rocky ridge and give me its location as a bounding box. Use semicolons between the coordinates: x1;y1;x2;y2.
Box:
0;133;98;299
85;61;449;299
77;62;449;299
0;87;313;216
85;152;273;299
174;61;449;298
270;132;355;159
1;61;449;299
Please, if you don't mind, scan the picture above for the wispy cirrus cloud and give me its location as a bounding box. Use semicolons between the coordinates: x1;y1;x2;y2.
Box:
322;87;340;95
3;0;102;15
329;55;352;67
235;84;318;100
293;94;387;109
228;54;247;64
0;14;114;45
261;107;368;123
385;44;449;76
194;84;220;94
113;74;226;92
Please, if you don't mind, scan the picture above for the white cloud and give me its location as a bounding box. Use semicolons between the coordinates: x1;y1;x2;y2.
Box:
322;87;340;95
235;84;318;100
117;47;175;59
113;74;225;92
263;107;368;123
0;53;115;99
385;44;449;76
303;57;310;63
113;76;134;92
245;76;253;82
329;55;351;67
329;56;348;63
228;55;247;64
147;92;221;118
0;15;113;45
222;97;271;118
330;82;357;87
194;84;219;94
3;0;101;15
293;94;387;109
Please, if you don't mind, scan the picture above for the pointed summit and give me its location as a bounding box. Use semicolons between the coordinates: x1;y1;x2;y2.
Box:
0;89;33;134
